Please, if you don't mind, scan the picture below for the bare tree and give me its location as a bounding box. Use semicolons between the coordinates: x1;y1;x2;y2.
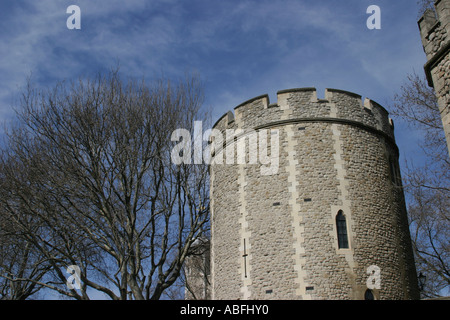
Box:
407;171;449;298
390;72;449;298
0;191;49;300
0;70;210;300
183;238;210;300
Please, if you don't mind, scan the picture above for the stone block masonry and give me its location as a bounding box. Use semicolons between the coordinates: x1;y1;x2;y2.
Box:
418;0;450;153
209;88;420;300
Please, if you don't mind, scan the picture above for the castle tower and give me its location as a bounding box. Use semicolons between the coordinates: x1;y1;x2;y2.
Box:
185;238;211;300
418;0;450;153
209;88;420;300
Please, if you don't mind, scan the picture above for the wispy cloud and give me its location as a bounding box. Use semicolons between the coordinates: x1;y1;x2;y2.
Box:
0;0;428;125
0;0;433;210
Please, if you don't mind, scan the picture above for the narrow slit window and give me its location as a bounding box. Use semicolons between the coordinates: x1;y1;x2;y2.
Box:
389;155;402;186
336;210;349;249
389;156;396;183
243;239;248;278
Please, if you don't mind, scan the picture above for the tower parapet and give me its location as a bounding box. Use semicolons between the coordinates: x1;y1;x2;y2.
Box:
418;0;450;153
213;88;396;150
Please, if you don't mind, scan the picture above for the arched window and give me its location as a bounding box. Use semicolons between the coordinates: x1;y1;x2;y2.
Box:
365;289;375;300
336;210;349;249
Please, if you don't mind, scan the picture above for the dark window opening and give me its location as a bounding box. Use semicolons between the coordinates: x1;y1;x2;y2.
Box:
365;289;375;300
242;239;248;278
389;155;402;186
389;156;396;183
336;210;349;249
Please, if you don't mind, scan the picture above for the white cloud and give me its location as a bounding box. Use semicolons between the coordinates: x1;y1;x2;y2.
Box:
0;0;429;133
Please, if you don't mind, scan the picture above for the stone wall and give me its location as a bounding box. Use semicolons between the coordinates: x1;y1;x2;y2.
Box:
209;88;420;300
418;0;450;153
185;239;211;300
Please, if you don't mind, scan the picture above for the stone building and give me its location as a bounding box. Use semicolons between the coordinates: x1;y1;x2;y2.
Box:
184;238;211;300
418;0;450;153
202;88;420;300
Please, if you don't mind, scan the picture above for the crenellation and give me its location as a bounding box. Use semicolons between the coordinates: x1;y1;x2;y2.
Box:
182;4;450;300
418;0;450;153
277;87;317;104
234;94;270;111
212;88;395;142
325;88;363;105
436;0;450;32
364;98;393;134
209;86;420;300
212;110;234;133
418;9;439;53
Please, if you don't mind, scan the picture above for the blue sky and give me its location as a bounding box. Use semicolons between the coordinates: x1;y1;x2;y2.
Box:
0;0;430;163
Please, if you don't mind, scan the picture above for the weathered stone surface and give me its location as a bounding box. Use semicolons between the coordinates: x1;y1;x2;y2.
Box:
209;88;420;300
418;0;450;153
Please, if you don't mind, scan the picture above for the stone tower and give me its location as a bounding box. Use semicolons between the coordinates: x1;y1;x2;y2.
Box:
185;238;211;300
418;0;450;153
208;88;420;300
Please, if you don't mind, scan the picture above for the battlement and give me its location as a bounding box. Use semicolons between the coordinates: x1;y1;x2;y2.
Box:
418;0;450;61
418;8;439;43
213;88;395;140
418;0;450;33
210;89;416;300
418;0;450;153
